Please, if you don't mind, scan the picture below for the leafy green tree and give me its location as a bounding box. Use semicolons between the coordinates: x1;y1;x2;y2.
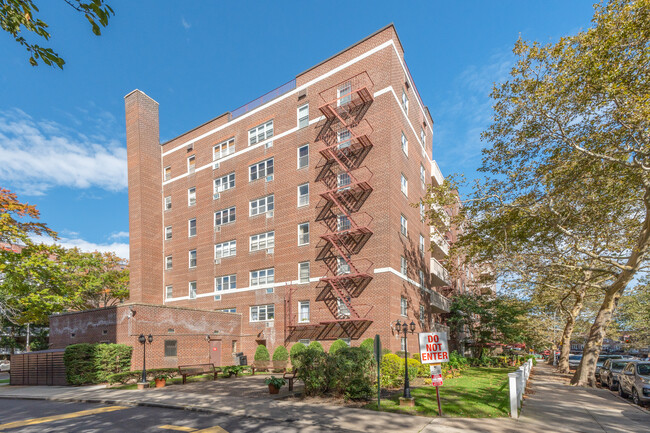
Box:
611;281;650;349
0;0;114;68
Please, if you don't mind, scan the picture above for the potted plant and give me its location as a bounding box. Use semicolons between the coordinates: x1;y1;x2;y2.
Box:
264;376;286;394
154;372;170;388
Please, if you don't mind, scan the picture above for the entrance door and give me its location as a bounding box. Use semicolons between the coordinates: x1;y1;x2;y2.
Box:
209;340;222;366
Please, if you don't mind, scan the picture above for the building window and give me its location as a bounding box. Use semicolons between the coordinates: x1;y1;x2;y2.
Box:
164;196;172;210
401;297;407;316
401;174;408;196
188;155;196;173
189;281;197;299
337;172;351;190
251;268;274;286
298;339;310;345
297;183;309;207
419;235;425;258
250;231;275;252
215;274;236;292
164;166;171;181
337;257;350;275
337;215;350;232
165;226;172;240
216;307;236;313
298;104;309;128
215;240;236;259
297;144;309;169
299;262;310;283
402;89;409;114
215;206;236;226
337;129;351;149
250;194;274;217
189;250;197;269
165;285;173;299
337;298;350;317
420;305;425;322
214;138;235;160
250;304;275;322
214;173;235;197
188;218;197;237
299;301;310;323
419;270;425;288
165;255;172;270
401;337;406;352
401;132;408;156
249;158;274;181
188;187;196;206
400;256;407;275
248;120;274;146
420;203;425;221
298;222;310;245
420;127;426;147
400;215;408;237
420;164;426;189
338;82;352;106
164;340;177;357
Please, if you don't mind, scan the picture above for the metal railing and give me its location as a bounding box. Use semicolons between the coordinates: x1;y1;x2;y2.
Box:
230;79;296;120
430;257;450;286
430;291;451;314
430;227;450;256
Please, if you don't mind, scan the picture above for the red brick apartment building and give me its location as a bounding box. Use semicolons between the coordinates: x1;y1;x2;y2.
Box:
50;24;465;369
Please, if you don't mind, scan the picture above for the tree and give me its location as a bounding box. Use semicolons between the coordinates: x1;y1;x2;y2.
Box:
611;281;650;350
0;188;55;247
0;0;114;68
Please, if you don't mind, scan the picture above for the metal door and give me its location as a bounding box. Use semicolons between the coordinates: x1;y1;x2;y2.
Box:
209;340;222;366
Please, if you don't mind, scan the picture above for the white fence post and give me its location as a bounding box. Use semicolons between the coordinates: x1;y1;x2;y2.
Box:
509;358;535;418
508;372;519;418
516;368;524;408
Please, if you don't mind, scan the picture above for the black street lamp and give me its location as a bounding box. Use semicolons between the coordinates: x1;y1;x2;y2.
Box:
395;319;416;398
138;333;153;384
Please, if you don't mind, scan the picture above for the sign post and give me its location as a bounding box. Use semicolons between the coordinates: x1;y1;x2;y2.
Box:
419;332;449;416
374;334;382;408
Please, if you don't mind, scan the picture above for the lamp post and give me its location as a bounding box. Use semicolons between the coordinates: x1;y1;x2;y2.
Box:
395;320;416;398
138;333;153;384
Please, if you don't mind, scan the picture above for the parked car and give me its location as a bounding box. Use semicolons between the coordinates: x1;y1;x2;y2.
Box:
599;359;630;391
595;355;624;379
618;361;650;406
0;361;9;372
568;354;583;370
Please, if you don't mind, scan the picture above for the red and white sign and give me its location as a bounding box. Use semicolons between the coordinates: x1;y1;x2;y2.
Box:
418;332;449;364
430;364;443;386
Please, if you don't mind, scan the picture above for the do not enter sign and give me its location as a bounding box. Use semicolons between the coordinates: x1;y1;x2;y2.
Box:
418;332;449;364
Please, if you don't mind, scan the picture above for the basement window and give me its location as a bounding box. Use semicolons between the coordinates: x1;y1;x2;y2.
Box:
164;340;177;357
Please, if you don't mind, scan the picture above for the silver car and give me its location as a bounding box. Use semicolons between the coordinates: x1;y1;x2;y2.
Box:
599;359;630;391
595;354;623;378
618;361;650;406
568;354;582;370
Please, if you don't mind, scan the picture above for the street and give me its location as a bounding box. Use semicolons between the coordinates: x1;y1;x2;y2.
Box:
0;400;354;433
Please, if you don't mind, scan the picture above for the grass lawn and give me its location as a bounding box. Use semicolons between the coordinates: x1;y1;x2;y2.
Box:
365;367;514;418
0;378;9;384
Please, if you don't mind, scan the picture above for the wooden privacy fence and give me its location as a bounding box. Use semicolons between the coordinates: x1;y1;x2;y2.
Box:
9;349;67;386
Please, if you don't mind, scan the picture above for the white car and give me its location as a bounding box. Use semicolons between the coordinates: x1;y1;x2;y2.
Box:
0;361;9;372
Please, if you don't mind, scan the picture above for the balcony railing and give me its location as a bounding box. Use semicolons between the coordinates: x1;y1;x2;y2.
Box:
231;79;296;120
430;227;450;257
431;160;444;186
430;290;451;314
430;257;451;287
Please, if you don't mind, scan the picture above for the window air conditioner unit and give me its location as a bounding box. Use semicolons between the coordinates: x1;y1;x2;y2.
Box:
266;175;274;182
189;167;195;174
298;89;307;100
213;193;220;200
214;259;221;265
214;295;221;301
266;210;274;218
215;226;221;233
267;248;274;255
265;141;273;149
187;144;193;151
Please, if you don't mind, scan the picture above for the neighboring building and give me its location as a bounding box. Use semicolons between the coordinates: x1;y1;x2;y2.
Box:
52;24;478;367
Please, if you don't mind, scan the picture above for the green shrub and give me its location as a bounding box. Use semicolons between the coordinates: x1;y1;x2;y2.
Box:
308;341;324;352
329;339;348;355
64;343;133;385
360;338;374;353
94;344;133;382
294;347;330;396
380;353;420;388
289;342;306;365
272;346;289;361
381;348;391;355
449;351;469;370
254;344;270;361
329;347;374;400
107;368;179;385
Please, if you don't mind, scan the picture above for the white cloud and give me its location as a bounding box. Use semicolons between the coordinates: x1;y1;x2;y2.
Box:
109;231;129;240
32;235;129;260
181;17;191;29
0;109;127;195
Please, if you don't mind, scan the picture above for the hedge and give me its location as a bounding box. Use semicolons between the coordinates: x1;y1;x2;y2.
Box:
329;339;348;355
289;342;306;363
308;341;324;352
360;338;374;353
64;343;132;385
107;368;179;385
272;346;289;361
254;344;270;361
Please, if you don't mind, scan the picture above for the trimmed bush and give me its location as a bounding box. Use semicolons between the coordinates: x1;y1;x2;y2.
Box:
289;342;306;364
94;344;133;382
329;339;348;355
64;343;133;385
380;353;419;388
254;344;270;361
272;346;289;361
360;338;374;353
308;341;324;352
107;368;179;385
294;347;330;396
329;347;374;400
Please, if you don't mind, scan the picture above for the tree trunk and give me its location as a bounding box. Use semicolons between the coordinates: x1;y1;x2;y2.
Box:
558;289;586;373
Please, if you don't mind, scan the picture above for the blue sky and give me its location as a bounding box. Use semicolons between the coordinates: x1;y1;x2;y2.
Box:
0;0;596;259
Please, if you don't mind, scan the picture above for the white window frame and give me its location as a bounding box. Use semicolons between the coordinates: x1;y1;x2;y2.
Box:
189;250;197;269
419;234;425;258
402;89;409;114
213;138;235;160
401;297;408;316
164;196;172;210
214;172;235;197
420;127;426;147
250;231;275;252
337;129;351;149
400;256;407;275
165;285;173;300
337;298;350;317
250;194;274;217
250;268;274;287
164;166;171;181
297;104;309;129
420;203;425;221
298;261;310;284
297;183;309;207
188;187;196;206
337;215;351;232
250;304;275;322
189;281;197;299
215;274;236;292
401;132;408;156
215;240;236;259
401;214;408;237
249;157;274;181
401;174;408;197
298;222;310;246
165;225;172;240
188;218;197;237
420;305;425;322
420;164;426;189
248;120;274;146
338;82;352;106
215;206;236;226
337;257;350;275
165;255;172;270
298;300;310;323
297;144;309;169
337;172;351;190
188;155;196;173
419;270;425;288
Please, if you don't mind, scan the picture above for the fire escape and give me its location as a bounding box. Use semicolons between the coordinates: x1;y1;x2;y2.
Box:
287;73;375;342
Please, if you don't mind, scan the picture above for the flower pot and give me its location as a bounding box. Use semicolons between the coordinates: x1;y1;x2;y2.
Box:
268;384;280;394
154;378;166;388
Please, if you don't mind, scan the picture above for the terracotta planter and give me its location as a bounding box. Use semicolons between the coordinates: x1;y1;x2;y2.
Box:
268;384;280;394
154;378;166;388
